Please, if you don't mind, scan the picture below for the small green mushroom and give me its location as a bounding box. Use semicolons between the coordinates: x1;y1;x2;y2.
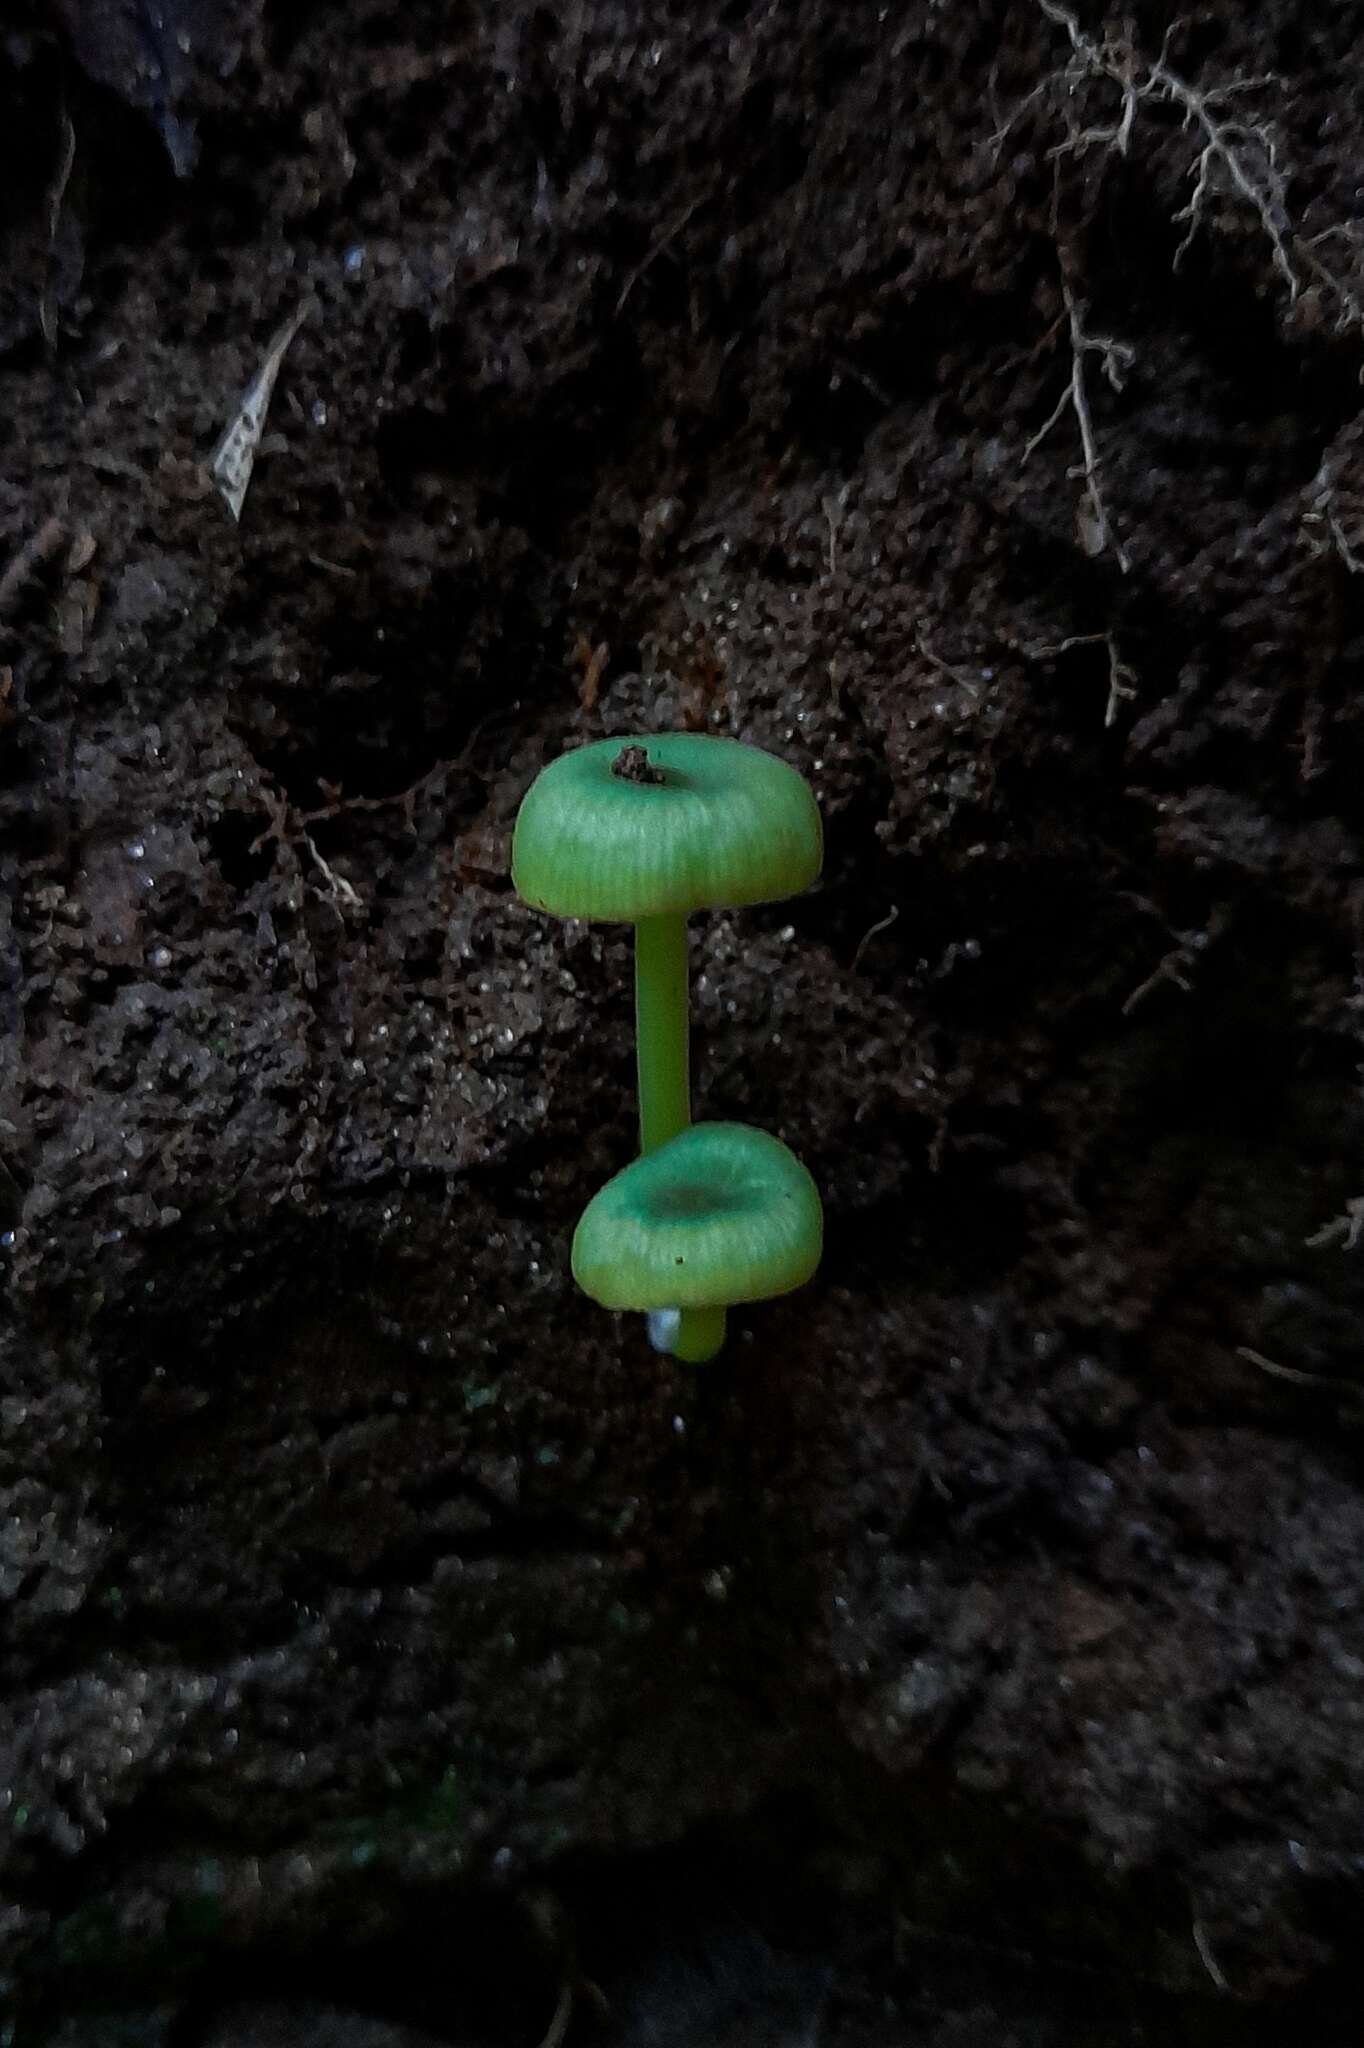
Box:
513;732;821;1149
512;732;821;1361
572;1123;823;1362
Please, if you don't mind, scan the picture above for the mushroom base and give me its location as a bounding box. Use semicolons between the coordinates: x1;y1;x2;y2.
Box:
671;1302;727;1363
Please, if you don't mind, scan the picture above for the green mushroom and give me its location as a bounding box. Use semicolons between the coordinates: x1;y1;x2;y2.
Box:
572;1122;823;1363
512;732;822;1361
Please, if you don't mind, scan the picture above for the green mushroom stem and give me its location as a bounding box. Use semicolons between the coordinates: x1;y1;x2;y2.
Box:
633;914;691;1156
633;914;721;1360
669;1300;727;1364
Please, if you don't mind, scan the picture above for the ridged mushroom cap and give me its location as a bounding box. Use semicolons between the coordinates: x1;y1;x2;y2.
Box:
511;733;821;922
572;1122;822;1311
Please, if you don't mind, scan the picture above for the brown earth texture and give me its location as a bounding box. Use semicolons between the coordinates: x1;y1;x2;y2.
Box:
4;0;1364;2042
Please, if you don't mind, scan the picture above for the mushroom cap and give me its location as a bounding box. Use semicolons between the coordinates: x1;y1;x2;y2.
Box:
511;733;821;922
572;1121;822;1311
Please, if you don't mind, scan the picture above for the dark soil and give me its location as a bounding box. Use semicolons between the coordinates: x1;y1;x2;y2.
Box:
4;0;1364;2042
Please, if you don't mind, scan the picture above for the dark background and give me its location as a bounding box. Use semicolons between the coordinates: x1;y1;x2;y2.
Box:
4;1;1364;2041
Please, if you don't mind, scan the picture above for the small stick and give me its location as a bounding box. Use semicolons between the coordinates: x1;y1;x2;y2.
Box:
1022;272;1133;572
1191;1912;1230;1995
40;110;77;350
853;905;899;972
615;191;712;315
535;1979;574;2048
1236;1345;1357;1395
1121;945;1193;1016
0;518;66;620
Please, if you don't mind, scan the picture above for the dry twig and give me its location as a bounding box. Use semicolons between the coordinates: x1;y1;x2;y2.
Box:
534;1980;574;2048
1022;628;1137;726
1021;271;1134;570
0;518;66;623
1236;1345;1360;1399
1305;1196;1364;1252
615;188;714;315
1121;940;1195;1016
1032;4;1293;288
852;904;899;974
915;624;983;699
248;731;489;912
1020;1;1364;334
822;485;850;579
1303;443;1364;574
1191;1911;1231;1995
1004;5;1364;567
573;632;610;711
41;109;77;351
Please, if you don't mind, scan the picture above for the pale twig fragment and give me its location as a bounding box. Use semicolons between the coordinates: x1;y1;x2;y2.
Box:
534;1980;574;2048
1154;64;1294;293
0;518;66;620
1100;630;1137;725
915;624;982;698
1021;274;1133;571
40;109;77;350
301;829;362;911
574;633;610;710
1021;628;1137;726
1008;2;1364;575
1305;1195;1364;1251
852;904;899;973
1191;1912;1231;1995
615;188;713;315
1121;942;1195;1016
210;305;310;523
1031;2;1333;315
822;485;850;579
1303;447;1364;573
1237;1345;1359;1396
